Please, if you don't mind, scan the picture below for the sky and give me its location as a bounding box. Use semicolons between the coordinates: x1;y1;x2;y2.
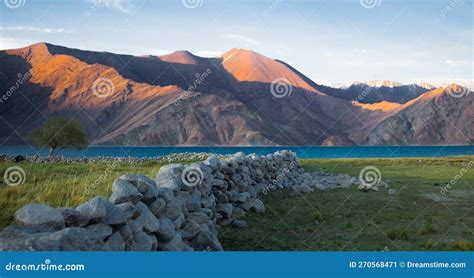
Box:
0;0;472;87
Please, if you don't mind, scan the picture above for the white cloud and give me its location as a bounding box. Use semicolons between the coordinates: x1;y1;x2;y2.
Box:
87;0;136;14
222;34;261;45
444;59;471;67
145;49;173;56
0;26;69;33
195;50;224;57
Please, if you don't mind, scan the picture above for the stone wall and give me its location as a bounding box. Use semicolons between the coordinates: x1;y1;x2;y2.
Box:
0;150;360;251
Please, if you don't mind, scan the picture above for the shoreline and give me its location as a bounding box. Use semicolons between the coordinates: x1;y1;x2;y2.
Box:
1;153;472;164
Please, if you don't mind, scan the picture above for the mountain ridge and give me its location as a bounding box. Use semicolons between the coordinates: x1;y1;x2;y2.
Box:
0;43;472;146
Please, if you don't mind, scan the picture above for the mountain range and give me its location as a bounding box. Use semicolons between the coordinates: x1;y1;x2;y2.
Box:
0;43;472;146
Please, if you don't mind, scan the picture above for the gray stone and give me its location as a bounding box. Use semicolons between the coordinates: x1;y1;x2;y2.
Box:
155;218;176;241
186;193;201;212
86;223;113;240
185;211;210;224
150;233;158;251
133;231;153;251
190;230;223;251
76;197;107;222
158;234;190;251
232;220;247;228
203;155;221;171
161;201;182;220
148;198;166;218
39;228;109;251
116;202;140;219
106;232;125;251
0;224;56;239
155;164;185;191
173;213;185;230
181;221;201;240
135;202;160;233
118;174;155;194
241;198;265;213
216;203;233;219
59;208;89;227
103;201;127;226
110;179;143;204
15;204;65;230
237;192;250;203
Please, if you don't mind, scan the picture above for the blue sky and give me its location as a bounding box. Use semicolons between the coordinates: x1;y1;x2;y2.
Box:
1;0;472;87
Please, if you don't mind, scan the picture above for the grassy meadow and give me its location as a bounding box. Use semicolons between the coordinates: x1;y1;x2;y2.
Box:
1;156;473;251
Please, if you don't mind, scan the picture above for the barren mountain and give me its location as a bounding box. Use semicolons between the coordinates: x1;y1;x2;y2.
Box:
0;43;471;146
315;81;433;104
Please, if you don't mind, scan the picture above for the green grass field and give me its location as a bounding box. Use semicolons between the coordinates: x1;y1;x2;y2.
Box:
1;156;472;251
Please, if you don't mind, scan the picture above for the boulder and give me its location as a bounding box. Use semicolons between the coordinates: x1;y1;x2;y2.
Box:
133;231;153;251
155;218;176;241
58;208;89;227
14;204;65;230
232;220;247;228
106;232;125;251
135;202;160;233
158;234;191;251
109;179;143;204
76;197;107;222
86;223;113;240
0;224;56;239
155;164;184;191
216;203;233;219
181;221;201;240
190;230;223;251
148;198;166;218
39;228;109;251
116;202;140;220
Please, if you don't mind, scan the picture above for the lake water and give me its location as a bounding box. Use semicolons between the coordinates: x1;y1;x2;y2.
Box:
0;146;472;159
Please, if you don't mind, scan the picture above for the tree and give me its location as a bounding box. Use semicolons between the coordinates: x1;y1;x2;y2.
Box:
32;116;88;157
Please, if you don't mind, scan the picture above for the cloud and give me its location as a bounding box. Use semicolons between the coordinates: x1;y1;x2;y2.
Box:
444;59;470;67
222;34;261;45
87;0;136;14
145;49;173;56
195;50;224;57
0;26;69;33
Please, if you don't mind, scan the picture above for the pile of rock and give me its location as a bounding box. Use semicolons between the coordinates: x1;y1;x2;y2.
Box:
0;150;362;251
0;153;231;165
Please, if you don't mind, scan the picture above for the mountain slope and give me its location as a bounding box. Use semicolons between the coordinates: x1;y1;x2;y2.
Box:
315;81;432;104
0;43;358;146
0;43;470;146
363;85;473;145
